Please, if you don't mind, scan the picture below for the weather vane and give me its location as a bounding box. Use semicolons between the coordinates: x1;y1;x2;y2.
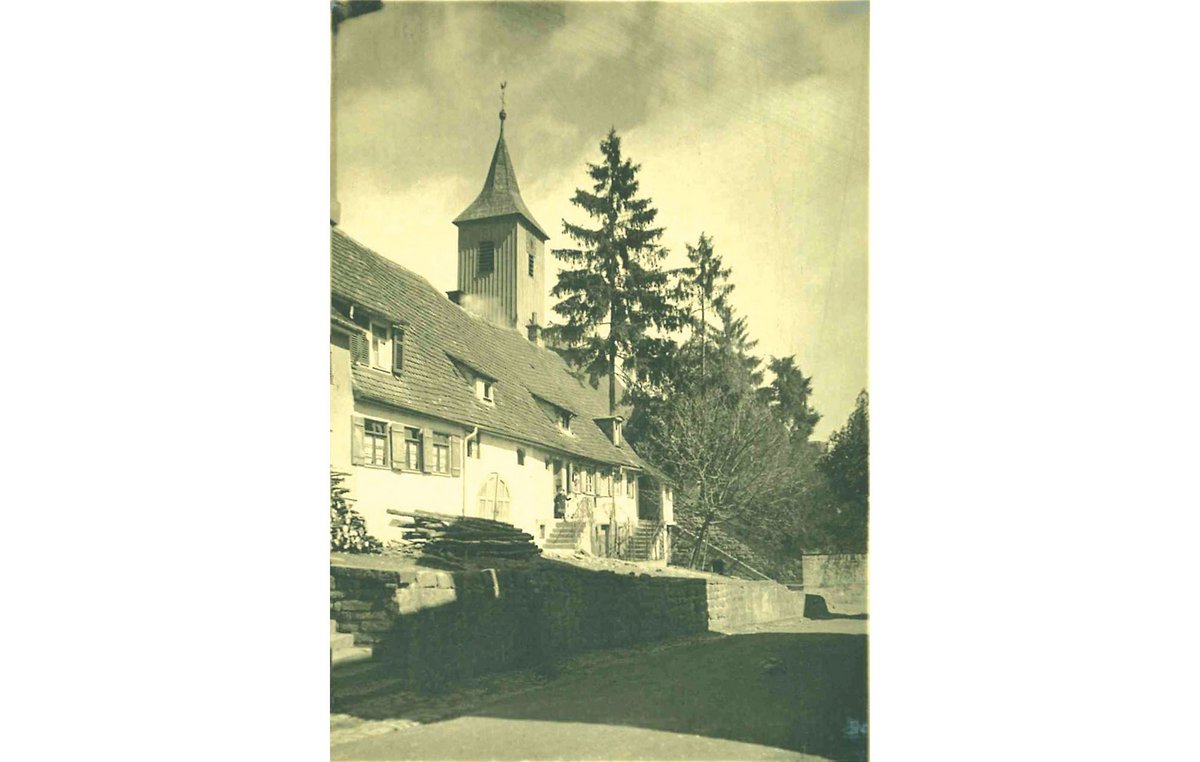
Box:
500;81;508;121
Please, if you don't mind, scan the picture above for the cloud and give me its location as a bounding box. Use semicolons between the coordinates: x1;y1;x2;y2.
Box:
335;2;868;438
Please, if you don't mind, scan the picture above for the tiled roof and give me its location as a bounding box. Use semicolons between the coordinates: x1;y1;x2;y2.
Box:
331;227;645;470
330;307;362;335
452;122;549;240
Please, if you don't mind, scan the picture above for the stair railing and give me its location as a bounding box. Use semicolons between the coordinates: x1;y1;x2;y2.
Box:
671;525;774;581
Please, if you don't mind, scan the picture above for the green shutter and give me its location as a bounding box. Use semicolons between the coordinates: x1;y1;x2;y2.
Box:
421;428;433;473
389;426;405;471
450;435;462;476
351;416;365;465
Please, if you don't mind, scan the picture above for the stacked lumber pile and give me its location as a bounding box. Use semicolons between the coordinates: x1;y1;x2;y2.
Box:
387;509;542;561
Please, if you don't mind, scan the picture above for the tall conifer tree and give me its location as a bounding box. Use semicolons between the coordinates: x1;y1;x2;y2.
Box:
547;129;683;413
679;233;734;386
761;355;822;442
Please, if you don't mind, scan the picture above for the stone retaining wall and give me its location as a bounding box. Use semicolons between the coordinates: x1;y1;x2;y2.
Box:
330;563;710;687
331;561;809;686
705;576;807;631
801;554;868;615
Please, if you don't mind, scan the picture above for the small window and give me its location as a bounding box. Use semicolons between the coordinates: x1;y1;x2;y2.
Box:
584;469;595;494
432;433;451;474
516;448;526;466
475;377;495;403
369;322;390;370
478;241;495;275
403;427;422;470
364;419;388;467
558;410;572;432
528;251;535;277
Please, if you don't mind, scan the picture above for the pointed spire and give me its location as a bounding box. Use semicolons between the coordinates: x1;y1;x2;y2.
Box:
453;88;548;240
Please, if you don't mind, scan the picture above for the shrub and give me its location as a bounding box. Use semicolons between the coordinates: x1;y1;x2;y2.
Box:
330;470;382;553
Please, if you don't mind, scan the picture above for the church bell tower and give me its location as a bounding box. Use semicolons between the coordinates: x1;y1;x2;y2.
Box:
452;85;549;332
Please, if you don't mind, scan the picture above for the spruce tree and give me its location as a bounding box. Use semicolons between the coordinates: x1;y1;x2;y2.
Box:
761;355;822;442
679;233;734;386
547;129;684;414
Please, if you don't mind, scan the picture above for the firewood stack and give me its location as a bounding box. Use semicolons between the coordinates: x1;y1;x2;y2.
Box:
387;509;542;561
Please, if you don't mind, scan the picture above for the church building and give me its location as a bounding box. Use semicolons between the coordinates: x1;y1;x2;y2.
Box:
330;106;674;562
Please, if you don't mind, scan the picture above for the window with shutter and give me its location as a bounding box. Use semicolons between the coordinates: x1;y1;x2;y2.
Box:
450;435;463;476
404;427;422;470
362;419;388;467
432;433;451;474
369;322;391;370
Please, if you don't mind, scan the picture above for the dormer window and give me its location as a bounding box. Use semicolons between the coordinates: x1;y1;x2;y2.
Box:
596;416;624;446
475;377;495;403
369;322;391;370
558;410;572;433
367;321;405;373
478;241;495;275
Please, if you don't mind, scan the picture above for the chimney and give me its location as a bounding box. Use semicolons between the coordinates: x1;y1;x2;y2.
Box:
526;313;543;346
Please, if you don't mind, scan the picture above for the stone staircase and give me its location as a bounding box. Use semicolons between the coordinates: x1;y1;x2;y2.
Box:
543;520;586;552
626;520;665;561
331;619;372;668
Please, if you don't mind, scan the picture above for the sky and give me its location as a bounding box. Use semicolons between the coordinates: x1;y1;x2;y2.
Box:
334;1;868;440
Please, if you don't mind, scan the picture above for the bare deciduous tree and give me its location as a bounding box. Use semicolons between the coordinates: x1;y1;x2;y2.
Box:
646;391;795;568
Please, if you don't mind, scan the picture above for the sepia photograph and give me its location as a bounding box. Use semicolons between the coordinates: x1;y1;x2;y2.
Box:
11;2;1199;761
329;2;868;759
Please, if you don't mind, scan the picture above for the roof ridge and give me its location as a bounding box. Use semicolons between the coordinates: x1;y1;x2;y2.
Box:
332;227;581;374
332;227;645;469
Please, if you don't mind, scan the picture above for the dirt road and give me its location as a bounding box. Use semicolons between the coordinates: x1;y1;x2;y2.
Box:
332;615;867;761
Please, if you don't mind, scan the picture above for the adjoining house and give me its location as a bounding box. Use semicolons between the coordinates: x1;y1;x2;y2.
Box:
330;109;674;562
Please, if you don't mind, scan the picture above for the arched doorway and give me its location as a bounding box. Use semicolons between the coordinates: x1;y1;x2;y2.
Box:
477;473;512;523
